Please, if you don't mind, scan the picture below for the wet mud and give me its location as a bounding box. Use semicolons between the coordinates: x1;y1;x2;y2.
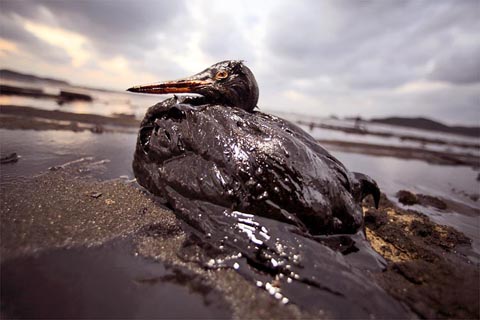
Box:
0;153;18;164
0;105;138;132
1;238;231;319
0;160;303;319
397;190;448;209
1;160;477;318
363;195;479;319
396;189;480;218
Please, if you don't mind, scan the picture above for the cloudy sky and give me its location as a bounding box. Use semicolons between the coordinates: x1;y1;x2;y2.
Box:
0;0;479;124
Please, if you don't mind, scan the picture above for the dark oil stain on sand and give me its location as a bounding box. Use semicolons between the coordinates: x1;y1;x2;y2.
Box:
1;237;231;319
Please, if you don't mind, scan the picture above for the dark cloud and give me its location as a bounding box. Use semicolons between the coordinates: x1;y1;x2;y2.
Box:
428;44;480;85
383;85;480;125
265;0;480;88
1;0;478;124
200;15;252;62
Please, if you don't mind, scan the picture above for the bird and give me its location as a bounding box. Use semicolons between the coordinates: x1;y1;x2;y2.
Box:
125;61;413;318
127;60;379;237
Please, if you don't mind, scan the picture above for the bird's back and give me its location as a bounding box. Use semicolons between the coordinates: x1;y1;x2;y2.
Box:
133;99;370;235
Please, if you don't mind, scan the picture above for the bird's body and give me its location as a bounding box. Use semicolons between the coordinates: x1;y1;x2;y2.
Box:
130;60;379;237
127;61;411;318
133;96;376;236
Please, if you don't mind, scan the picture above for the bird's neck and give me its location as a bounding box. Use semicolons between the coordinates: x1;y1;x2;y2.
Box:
175;94;256;112
174;95;207;106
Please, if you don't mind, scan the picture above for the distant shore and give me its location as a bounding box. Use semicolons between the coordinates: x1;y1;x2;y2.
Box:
2;71;479;138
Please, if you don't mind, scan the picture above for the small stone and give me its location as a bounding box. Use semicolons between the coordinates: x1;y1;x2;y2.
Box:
90;125;104;134
89;192;102;199
1;153;19;164
396;190;418;206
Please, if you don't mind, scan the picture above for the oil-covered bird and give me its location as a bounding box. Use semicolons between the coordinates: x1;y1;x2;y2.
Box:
125;61;412;318
128;60;380;237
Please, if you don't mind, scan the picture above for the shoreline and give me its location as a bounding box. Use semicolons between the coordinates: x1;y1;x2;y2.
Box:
320;139;479;167
1;104;478;168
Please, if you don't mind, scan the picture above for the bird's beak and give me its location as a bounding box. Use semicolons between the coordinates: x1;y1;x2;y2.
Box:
127;75;213;95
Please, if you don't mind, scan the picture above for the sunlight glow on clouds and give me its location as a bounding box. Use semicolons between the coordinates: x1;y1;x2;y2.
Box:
0;38;18;57
23;20;90;67
394;80;451;94
17;18;159;89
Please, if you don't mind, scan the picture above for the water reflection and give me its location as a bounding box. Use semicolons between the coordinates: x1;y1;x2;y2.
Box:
0;129;137;183
298;123;480;156
333;151;479;206
333;151;480;254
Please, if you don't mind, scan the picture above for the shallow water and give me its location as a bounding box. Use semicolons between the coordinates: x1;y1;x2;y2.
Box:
301;124;480;156
1;237;231;319
333;151;480;260
0;129;137;183
333;151;479;207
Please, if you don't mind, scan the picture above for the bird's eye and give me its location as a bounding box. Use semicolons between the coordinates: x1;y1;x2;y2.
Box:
215;70;228;80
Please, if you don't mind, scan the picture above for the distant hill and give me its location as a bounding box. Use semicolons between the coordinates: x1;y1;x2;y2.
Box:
0;69;70;86
371;117;479;138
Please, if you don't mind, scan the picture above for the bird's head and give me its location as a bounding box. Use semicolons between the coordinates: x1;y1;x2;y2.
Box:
127;60;259;112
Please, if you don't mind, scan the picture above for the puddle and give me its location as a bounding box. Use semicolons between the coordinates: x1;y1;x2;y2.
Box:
0;237;231;319
0;129;137;183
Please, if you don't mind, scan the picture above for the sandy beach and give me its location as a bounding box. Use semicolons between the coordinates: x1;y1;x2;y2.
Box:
1;156;478;318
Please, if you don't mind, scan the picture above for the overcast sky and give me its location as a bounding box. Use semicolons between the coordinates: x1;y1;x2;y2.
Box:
0;0;479;124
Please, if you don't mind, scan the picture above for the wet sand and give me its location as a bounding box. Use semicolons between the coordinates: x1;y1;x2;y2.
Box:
1;159;303;319
1;159;478;319
1;104;478;167
0;105;138;133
